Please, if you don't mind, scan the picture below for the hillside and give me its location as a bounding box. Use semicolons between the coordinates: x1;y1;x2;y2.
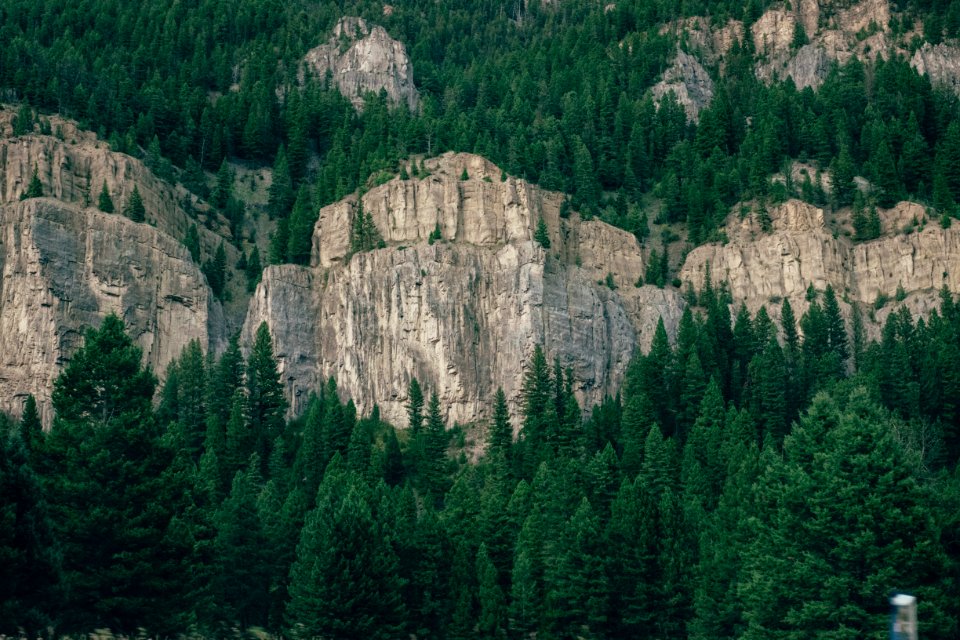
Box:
2;1;960;638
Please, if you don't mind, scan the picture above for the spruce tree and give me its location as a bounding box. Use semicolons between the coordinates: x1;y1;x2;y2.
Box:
21;165;43;200
124;185;145;222
44;315;193;633
286;185;315;265
97;180;114;213
488;387;512;465
246;322;287;477
534;217;551;248
286;473;405;639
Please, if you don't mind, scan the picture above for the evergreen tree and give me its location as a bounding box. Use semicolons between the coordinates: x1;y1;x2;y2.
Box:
97;180;114;213
184;223;201;263
246;322;287;477
741;388;956;638
44;315;193;633
21;165;43;200
246;246;263;292
488;387;512;465
534;217;551;248
476;542;506;638
124;185;145;222
268;145;296;219
286;473;405;639
0;422;60;636
286;185;315;265
214;462;271;629
211;160;233;210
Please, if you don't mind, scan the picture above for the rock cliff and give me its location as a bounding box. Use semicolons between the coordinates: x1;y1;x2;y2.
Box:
679;199;960;339
674;0;960;92
243;153;684;428
911;43;960;95
0;111;233;424
0;198;218;426
651;50;715;122
300;17;420;112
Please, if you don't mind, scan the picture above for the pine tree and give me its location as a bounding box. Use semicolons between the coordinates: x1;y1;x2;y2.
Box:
534;217;551;248
422;392;449;502
0;422;60;636
18;394;43;463
488;387;512;465
246;246;263;292
741;388;955;638
286;474;405;639
184;224;201;263
214;462;271;629
44;315;194;633
124;185;145;222
97;180;114;213
211;160;233;210
476;542;506;637
268;145;295;219
21;165;43;200
286;185;315;265
246;322;287;478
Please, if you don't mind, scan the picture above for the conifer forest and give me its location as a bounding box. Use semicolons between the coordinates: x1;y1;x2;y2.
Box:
2;0;960;638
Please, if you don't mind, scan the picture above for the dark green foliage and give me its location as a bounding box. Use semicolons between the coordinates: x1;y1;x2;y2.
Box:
533;217;550;248
9;297;960;637
286;467;405;639
97;180;114;213
124;185;145;222
184;223;201;263
349;197;383;255
245;246;263;292
203;241;227;299
0;419;60;636
44;315;194;633
246;322;287;477
6;2;960;633
21;166;43;200
286;185;315;265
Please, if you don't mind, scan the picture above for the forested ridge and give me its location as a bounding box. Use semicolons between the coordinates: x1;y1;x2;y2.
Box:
4;0;960;637
4;0;960;261
3;282;960;638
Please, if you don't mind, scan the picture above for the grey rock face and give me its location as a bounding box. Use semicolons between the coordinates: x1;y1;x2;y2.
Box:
243;153;684;428
679;199;960;340
0;115;232;425
0;198;216;426
651;50;715;122
911;43;960;95
301;16;419;112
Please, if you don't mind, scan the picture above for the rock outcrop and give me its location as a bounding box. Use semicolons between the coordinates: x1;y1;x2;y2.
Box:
911;43;960;95
651;50;715;122
0;111;233;424
0;198;218;426
679;199;960;339
749;0;910;90
300;17;419;112
243;153;684;428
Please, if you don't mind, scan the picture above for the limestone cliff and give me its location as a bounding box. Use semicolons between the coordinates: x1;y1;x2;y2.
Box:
675;0;959;92
0;198;218;425
679;199;960;339
651;50;715;122
911;43;960;95
300;17;419;112
0;111;234;424
243;153;684;428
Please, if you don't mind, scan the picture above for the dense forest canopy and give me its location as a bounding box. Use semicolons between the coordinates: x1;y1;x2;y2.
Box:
4;0;960;637
4;0;960;258
3;286;960;637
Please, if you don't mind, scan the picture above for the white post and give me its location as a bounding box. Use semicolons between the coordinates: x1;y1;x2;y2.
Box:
890;593;917;640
